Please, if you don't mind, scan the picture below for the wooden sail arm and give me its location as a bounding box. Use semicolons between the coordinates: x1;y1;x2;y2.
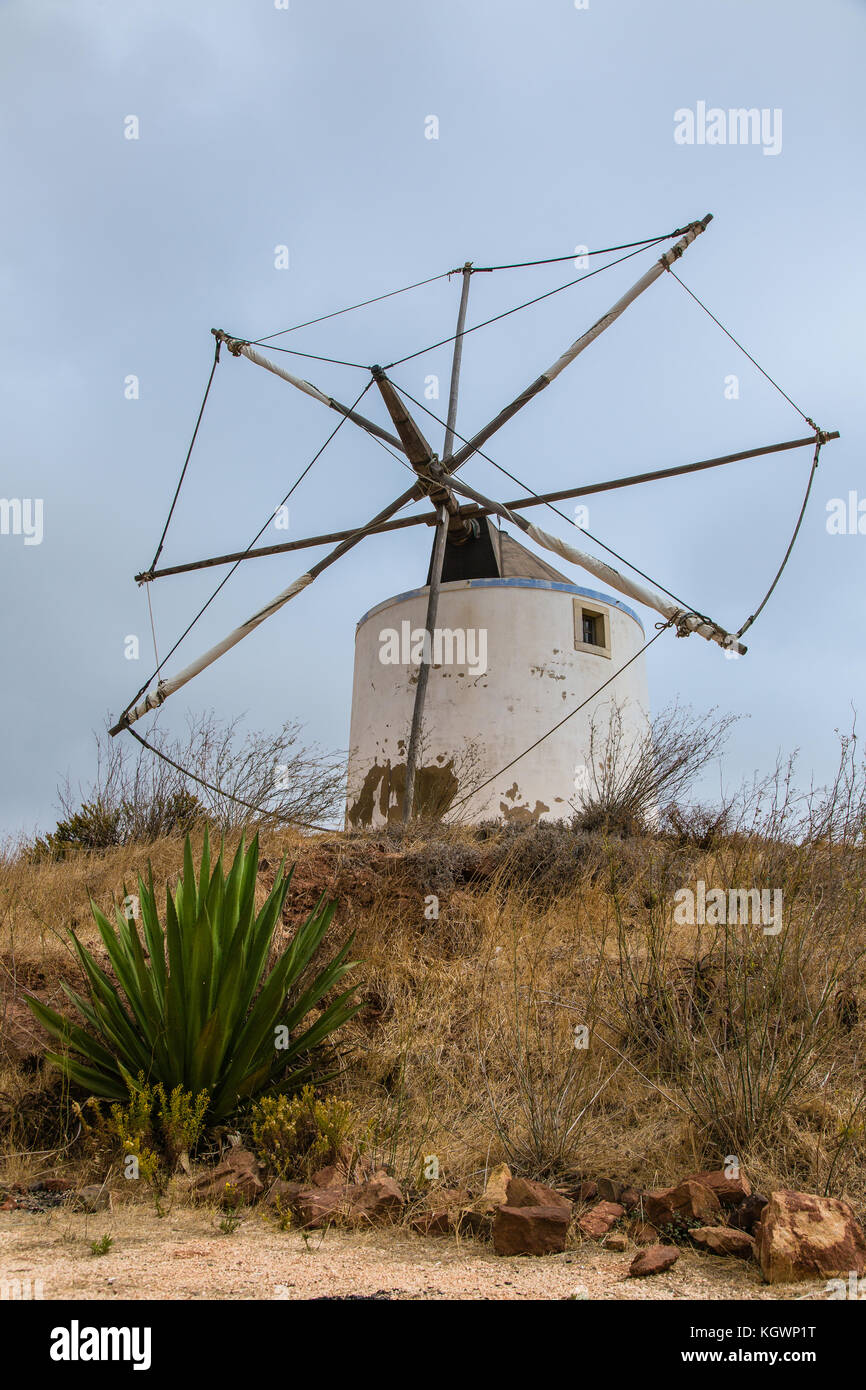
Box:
111;485;424;735
442;263;473;462
371;367;436;463
211;330;406;453
135;432;838;583
372;368;473;540
447;215;713;473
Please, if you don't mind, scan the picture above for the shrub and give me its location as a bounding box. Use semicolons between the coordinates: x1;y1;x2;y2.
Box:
155;1081;211;1166
32;800;126;859
32;791;202;861
476;898;617;1179
25;831;362;1121
571;700;738;836
250;1085;360;1180
35;711;346;858
105;1075;210;1172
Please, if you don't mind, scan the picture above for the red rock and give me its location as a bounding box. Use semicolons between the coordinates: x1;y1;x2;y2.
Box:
730;1193;768;1234
629;1244;679;1277
493;1204;570;1256
310;1164;346;1189
576;1180;598;1203
191;1148;264;1207
410;1189;470;1237
643;1180;721;1228
691;1226;755;1257
620;1186;640;1212
349;1174;404;1225
262;1178;303;1209
294;1185;353;1228
577;1200;624;1239
605;1233;629;1252
505;1177;571;1215
756;1190;866;1284
632;1220;660;1246
411;1209;451;1236
477;1163;511;1213
685;1168;753;1207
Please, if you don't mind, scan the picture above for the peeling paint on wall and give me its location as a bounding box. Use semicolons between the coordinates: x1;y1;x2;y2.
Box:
498;798;551;824
347;759;459;827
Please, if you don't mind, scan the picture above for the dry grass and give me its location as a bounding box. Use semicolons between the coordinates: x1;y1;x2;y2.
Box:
1;811;865;1222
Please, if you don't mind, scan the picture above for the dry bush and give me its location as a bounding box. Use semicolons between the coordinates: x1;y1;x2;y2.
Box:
33;710;344;859
0;1064;78;1159
572;700;738;835
609;740;866;1186
473;887;620;1179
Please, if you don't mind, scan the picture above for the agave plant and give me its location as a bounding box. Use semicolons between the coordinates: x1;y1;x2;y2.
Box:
26;831;360;1120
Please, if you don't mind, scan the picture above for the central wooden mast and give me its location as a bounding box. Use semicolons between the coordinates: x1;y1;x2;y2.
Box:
372;263;474;824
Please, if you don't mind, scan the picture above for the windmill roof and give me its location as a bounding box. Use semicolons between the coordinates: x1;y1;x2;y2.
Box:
430;515;570;586
490;521;570;584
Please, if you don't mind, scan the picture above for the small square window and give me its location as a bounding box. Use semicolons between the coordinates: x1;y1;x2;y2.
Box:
574;601;611;658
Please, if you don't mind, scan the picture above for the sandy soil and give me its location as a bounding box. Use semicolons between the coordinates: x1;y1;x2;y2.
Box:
0;1206;826;1301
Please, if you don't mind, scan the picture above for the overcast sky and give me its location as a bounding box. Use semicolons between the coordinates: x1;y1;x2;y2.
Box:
1;0;863;839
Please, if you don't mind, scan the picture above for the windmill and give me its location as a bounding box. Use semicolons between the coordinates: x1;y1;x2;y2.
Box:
110;214;838;828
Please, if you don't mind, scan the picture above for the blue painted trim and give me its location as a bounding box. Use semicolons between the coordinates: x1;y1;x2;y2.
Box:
356;577;645;632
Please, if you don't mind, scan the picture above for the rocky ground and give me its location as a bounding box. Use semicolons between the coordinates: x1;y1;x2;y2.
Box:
0;1205;824;1302
2;1156;861;1301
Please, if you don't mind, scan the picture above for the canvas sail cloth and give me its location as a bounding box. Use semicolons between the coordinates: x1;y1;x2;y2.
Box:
119;573;314;728
437;475;746;655
524;521;746;652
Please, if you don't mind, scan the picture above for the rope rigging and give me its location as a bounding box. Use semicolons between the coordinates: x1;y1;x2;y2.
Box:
667;269;819;430
248;237;672;371
249;230;685;345
736;437;823;639
111;214;838;827
125;726;334;832
124;378;377;718
381;237;675;370
148;335;222;574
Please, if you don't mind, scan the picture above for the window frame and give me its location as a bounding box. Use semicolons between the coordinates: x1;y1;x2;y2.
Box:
573;600;612;659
